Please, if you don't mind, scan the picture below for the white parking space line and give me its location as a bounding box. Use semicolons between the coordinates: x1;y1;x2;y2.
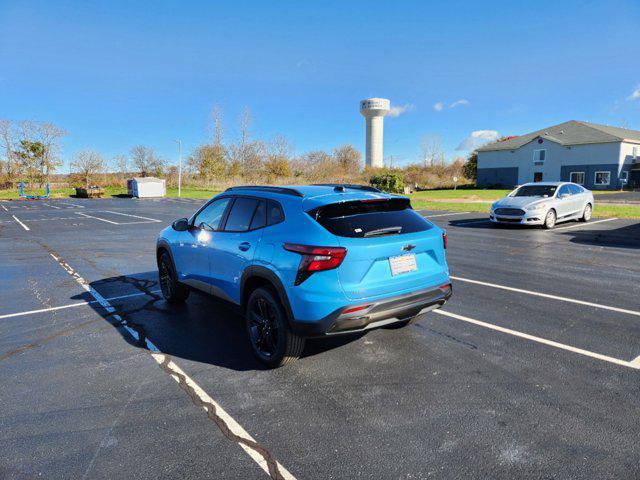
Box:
44;203;61;209
48;251;296;480
102;210;162;222
548;217;618;232
423;212;470;218
11;215;30;231
0;203;7;211
75;212;119;224
451;275;640;318
61;201;85;208
0;290;161;320
434;309;639;370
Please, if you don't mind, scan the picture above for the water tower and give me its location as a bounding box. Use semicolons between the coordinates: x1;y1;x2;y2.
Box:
360;98;391;168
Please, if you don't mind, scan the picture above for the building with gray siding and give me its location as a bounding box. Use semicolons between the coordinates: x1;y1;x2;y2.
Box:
476;120;640;190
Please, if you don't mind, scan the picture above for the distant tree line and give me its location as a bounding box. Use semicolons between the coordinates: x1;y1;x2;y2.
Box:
0;108;478;192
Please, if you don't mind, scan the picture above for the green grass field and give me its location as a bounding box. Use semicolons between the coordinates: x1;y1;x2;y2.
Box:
411;189;512;201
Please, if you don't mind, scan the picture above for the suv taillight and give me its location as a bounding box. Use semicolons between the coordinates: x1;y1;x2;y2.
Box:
443;231;447;249
283;243;347;285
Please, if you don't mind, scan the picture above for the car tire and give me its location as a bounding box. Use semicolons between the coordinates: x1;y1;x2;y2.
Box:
580;203;592;222
543;209;556;229
158;251;190;303
246;287;305;368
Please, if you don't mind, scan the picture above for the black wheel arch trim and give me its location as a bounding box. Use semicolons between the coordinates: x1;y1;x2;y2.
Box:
156;240;176;267
240;266;295;327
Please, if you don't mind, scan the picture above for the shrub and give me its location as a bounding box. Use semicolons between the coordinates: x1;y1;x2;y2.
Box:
370;172;404;193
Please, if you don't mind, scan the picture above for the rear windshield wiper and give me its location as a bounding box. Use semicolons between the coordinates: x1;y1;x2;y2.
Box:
363;226;402;237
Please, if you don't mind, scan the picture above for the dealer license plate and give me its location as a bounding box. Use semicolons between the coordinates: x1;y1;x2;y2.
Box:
389;254;418;276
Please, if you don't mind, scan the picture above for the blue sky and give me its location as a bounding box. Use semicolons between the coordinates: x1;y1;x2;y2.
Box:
1;0;639;171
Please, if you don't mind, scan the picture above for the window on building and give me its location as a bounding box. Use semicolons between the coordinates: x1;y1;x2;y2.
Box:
533;149;546;166
594;171;610;186
570;172;585;185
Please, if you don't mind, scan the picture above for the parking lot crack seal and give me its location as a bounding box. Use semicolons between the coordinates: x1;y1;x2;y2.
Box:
34;240;296;480
155;354;290;480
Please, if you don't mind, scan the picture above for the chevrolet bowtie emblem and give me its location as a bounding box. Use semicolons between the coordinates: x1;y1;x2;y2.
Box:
402;244;416;252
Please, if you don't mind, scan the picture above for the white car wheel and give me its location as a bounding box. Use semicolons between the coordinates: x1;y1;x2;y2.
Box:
543;210;556;229
580;204;592;222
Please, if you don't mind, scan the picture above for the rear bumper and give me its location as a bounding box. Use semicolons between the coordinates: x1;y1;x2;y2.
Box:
290;283;452;337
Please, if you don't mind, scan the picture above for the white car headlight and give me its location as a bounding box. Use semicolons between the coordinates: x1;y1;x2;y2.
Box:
528;203;547;212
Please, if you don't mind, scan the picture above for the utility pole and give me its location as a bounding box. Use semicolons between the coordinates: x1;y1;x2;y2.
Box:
175;139;182;197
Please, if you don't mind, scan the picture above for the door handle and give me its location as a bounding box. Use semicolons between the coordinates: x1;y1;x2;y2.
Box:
238;242;251;252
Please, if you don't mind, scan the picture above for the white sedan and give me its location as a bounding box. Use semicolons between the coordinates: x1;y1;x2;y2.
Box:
489;182;594;229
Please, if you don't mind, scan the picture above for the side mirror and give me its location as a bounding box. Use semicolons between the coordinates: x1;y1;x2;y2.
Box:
172;218;189;231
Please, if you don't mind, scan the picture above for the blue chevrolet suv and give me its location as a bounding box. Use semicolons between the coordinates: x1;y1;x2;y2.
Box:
156;184;451;367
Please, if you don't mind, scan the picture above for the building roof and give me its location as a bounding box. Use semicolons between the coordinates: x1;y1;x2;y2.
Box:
477;120;640;152
131;177;164;183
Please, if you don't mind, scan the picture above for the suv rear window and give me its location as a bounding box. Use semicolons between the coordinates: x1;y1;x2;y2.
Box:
308;198;432;238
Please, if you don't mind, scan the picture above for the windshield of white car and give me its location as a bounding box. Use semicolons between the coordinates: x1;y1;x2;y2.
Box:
511;185;557;198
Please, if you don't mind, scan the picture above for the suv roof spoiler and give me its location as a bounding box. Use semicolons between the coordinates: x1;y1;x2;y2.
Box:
225;186;304;197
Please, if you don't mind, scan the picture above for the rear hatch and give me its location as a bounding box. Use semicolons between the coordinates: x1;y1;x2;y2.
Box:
307;198;447;300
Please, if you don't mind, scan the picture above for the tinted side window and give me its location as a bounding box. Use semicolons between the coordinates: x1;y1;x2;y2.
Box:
558;185;571;196
193;198;231;231
224;198;260;232
267;201;284;225
569;184;583;195
249;200;266;230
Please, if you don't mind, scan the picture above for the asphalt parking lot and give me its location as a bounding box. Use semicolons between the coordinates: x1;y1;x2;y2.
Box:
1;197;639;479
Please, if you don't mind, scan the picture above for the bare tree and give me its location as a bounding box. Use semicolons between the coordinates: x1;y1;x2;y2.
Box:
1;120;66;188
208;105;224;146
71;150;105;188
333;144;362;175
112;154;129;177
301;150;336;181
421;134;445;167
239;106;251;154
0;120;19;185
264;135;293;179
131;145;165;177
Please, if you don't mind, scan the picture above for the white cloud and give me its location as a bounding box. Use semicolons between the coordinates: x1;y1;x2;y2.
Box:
450;99;470;108
628;85;640;101
434;99;470;111
456;130;500;151
387;103;414;117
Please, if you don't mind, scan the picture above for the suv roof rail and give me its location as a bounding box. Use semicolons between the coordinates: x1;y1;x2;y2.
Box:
312;183;381;193
224;185;304;197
